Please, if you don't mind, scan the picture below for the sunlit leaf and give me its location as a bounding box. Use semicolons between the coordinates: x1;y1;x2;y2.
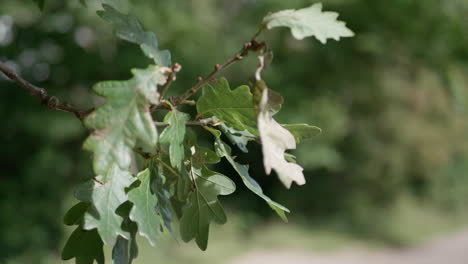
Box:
258;89;306;189
84;65;169;175
263;3;354;43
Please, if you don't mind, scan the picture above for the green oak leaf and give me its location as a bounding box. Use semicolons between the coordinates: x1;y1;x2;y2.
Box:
186;129;221;165
64;202;90;226
98;4;171;66
160;110;191;170
197;78;258;137
262;3;354;43
112;218;139;264
84;65;169;175
112;205;139;264
62;227;105;264
152;165;175;236
180;166;235;250
75;166;136;246
283;124;322;144
205;127;290;221
127;169;162;246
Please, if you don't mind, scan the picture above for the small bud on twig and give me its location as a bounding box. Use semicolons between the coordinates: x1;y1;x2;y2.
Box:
172;63;182;73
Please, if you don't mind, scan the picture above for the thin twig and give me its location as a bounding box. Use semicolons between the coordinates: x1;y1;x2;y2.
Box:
154;117;221;127
174;40;266;105
160;63;181;99
0;61;93;120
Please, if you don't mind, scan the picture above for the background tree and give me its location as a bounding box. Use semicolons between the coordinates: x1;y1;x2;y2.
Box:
1;0;468;262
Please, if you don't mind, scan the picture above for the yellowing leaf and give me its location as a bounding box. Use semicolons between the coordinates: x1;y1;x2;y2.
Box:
258;89;305;189
263;3;354;43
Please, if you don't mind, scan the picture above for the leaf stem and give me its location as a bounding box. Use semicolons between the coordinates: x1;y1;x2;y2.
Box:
0;61;93;120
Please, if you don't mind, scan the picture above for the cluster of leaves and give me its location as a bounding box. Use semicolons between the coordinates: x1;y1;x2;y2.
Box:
27;2;353;263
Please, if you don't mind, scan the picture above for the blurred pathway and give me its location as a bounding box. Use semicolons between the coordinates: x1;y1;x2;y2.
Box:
228;229;468;264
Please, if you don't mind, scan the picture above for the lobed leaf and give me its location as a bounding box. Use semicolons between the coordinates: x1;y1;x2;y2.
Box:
75;166;136;246
258;89;306;189
180;166;235;250
64;202;90;226
127;169;163;246
263;3;354;43
152;165;176;236
62;227;105;264
160;110;191;170
84;65;169;175
197;78;258;136
98;4;171;66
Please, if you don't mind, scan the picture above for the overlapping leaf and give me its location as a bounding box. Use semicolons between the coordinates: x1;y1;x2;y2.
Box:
160;110;191;170
205;127;289;221
112;224;138;264
75;166;136;246
127;169;162;246
62;227;105;264
152;165;175;236
84;65;169;175
219;123;256;153
98;4;171;66
64;202;90;226
263;3;354;43
180;166;235;250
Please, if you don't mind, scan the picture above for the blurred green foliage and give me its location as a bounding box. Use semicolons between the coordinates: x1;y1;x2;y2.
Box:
1;0;468;261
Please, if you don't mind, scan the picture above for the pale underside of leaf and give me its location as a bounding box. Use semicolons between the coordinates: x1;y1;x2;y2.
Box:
258;89;306;189
263;3;354;43
84;66;168;175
